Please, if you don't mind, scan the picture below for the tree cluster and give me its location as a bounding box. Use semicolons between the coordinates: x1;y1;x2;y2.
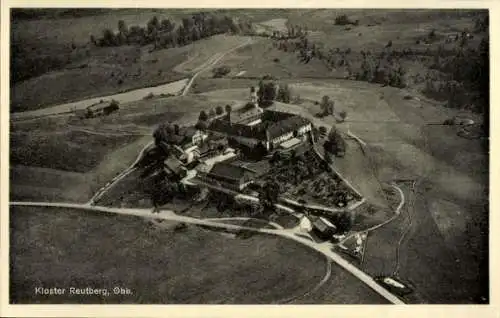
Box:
424;36;489;113
324;128;346;157
259;179;281;210
276;84;292;103
355;51;406;88
153;122;180;151
258;80;277;106
94;12;253;50
334;14;359;26
320;95;335;116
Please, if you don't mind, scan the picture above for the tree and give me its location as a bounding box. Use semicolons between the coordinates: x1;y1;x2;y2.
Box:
276;84;291;103
109;99;120;112
269;151;281;166
101;28;116;46
209;108;216;117
258;81;277;106
161;18;174;32
212;65;231;78
339;110;347;122
333;212;352;233
259;179;281;210
199;110;208;121
428;28;437;41
89;34;97;46
118;20;128;35
327;127;337;141
320;95;334;116
325;128;346;157
216;106;224;115
153;123;169;148
225;104;232;113
195;121;208;131
147;16;160;35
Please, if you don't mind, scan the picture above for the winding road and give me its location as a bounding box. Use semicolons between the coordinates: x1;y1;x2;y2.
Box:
10;200;405;304
180;37;254;96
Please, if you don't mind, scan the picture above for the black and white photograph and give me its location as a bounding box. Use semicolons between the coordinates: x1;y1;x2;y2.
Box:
4;6;491;309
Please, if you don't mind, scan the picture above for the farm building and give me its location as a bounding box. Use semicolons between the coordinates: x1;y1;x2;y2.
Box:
84;100;119;118
311;216;338;240
200;160;256;191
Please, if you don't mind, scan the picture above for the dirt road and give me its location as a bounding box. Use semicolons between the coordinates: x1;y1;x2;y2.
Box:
181;38;255;96
10;200;405;304
11;79;189;121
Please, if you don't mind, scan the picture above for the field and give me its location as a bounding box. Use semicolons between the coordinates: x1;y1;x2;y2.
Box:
11;206;334;304
9;9;489;305
10;130;139;173
9;112;154;203
205;38;333;81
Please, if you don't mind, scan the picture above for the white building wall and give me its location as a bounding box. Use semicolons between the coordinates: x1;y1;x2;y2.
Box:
298;124;312;135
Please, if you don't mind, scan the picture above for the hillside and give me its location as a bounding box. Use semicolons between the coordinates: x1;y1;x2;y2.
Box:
8;8;489;305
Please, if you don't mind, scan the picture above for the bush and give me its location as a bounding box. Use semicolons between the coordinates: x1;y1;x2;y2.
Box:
335;14;352;26
212;65;231;78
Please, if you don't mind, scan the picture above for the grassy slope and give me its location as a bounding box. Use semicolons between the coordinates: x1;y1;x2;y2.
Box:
10;6;258;113
10;206;330;304
209;38;333;80
11;44;187;112
9;166;92;203
11;33;253;112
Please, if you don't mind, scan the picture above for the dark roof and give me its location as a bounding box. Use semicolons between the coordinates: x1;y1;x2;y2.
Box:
266;116;310;140
208;119;267;140
208;110;310;142
229;104;262;124
164;156;184;174
313;217;336;233
208;161;254;182
87;100;113;111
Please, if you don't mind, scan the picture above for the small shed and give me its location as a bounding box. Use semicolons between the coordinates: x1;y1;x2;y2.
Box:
311;216;338;240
